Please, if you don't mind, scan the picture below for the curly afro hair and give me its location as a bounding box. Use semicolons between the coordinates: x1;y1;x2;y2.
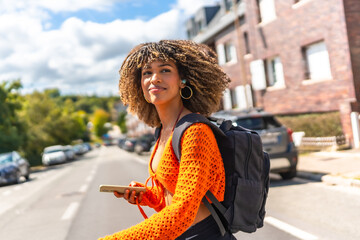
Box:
119;40;230;127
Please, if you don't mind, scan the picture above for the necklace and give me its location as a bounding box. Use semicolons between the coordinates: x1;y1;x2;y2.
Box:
157;105;184;145
172;105;184;131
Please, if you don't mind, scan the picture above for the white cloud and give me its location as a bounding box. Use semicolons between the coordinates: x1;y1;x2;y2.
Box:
0;0;218;95
0;0;120;13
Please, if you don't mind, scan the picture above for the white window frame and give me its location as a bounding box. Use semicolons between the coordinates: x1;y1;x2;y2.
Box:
235;84;253;110
224;42;237;64
216;42;237;65
250;59;267;90
303;41;332;81
258;0;277;23
223;89;232;110
216;44;226;65
266;56;285;88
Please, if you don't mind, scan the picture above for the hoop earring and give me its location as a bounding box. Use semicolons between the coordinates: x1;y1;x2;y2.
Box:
144;95;151;103
180;86;193;99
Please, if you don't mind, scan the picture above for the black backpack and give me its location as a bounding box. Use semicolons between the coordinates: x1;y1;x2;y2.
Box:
156;113;270;235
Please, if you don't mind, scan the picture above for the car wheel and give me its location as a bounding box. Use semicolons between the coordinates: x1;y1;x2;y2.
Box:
25;167;30;181
134;145;143;155
15;171;21;184
280;169;297;180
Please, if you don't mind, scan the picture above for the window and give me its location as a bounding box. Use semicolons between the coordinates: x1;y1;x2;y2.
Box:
302;41;332;81
223;85;253;110
224;0;233;11
250;57;285;90
235;85;253;109
265;56;285;88
216;42;237;65
224;0;240;11
224;42;237;63
257;0;277;23
216;44;226;65
244;32;250;54
223;89;232;110
230;88;237;108
250;59;267;90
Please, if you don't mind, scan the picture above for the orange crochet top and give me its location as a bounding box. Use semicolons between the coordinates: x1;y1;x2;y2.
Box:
99;123;225;240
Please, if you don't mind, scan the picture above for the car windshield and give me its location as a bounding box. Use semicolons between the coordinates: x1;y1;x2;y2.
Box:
236;117;264;130
0;153;12;164
44;149;62;153
235;116;282;130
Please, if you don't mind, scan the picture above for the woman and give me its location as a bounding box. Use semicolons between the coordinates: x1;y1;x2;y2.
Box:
99;40;234;240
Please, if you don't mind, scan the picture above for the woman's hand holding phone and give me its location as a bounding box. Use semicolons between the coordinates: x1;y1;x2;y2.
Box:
111;181;145;204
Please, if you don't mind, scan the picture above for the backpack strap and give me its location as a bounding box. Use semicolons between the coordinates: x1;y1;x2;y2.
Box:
172;113;229;236
202;195;227;236
172;113;226;161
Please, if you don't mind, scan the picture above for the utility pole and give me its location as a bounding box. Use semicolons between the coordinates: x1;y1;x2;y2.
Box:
232;0;251;109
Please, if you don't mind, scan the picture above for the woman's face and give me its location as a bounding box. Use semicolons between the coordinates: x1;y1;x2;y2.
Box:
141;60;183;106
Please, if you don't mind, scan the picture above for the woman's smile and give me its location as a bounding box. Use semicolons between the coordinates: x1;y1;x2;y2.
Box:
149;85;166;94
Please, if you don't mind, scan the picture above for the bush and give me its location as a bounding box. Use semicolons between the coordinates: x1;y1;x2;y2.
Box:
277;111;343;137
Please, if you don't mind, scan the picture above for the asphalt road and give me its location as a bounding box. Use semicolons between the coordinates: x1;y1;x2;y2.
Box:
0;146;359;240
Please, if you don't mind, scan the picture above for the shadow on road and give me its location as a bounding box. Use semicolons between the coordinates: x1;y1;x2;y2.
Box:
269;173;322;188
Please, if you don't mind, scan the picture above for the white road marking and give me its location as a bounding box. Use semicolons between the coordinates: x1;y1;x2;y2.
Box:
265;216;318;240
3;190;12;196
85;175;93;182
61;202;79;220
79;184;88;193
14;186;22;191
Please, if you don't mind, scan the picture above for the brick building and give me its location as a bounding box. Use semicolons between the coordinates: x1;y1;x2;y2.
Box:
186;0;360;146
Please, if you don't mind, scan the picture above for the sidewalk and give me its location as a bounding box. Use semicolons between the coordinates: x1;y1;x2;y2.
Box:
297;148;360;188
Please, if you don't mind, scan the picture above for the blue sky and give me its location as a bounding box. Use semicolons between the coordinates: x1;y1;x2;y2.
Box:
0;0;219;95
47;0;174;29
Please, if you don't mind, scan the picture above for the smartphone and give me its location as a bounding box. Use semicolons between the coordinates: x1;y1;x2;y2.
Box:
99;185;147;194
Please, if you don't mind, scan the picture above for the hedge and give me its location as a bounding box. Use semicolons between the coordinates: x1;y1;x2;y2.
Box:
276;111;344;137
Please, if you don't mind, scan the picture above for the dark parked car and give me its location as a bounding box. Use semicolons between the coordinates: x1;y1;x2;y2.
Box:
134;133;156;155
0;151;30;185
121;138;138;152
212;109;298;180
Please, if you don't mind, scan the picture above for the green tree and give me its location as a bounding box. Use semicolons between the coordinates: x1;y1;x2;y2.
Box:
0;80;26;153
92;109;110;137
117;111;127;134
20;91;90;166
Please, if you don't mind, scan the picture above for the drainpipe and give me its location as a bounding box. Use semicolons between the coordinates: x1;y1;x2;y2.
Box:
350;112;360;148
233;0;250;109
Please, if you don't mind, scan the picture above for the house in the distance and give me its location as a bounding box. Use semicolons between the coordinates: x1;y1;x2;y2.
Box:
186;0;360;147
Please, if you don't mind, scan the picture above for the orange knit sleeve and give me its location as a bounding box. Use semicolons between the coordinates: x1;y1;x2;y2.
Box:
125;181;165;212
98;123;225;240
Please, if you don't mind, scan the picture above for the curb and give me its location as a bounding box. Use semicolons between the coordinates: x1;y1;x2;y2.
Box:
321;174;360;188
296;171;324;182
297;171;360;188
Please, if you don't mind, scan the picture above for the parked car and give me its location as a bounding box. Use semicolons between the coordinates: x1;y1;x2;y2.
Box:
82;142;92;151
42;145;67;166
63;145;76;161
121;138;138;152
134;133;156;155
0;151;30;185
117;138;126;149
72;144;88;155
212;109;298;180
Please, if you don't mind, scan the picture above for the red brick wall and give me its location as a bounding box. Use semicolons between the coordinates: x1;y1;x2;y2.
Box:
343;0;360;102
210;0;359;143
244;0;354;114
